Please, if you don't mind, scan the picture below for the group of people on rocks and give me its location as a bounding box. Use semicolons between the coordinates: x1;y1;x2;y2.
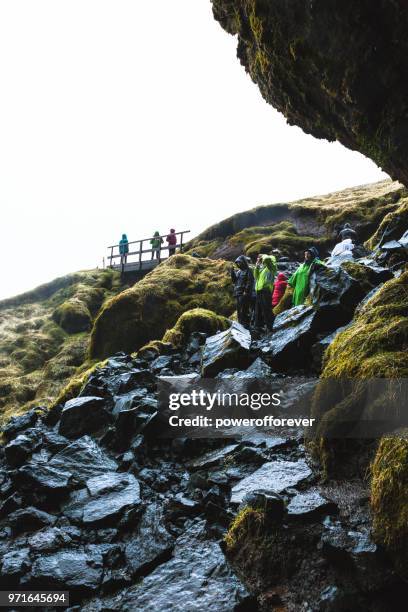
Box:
118;229;178;264
231;222;357;333
231;248;323;332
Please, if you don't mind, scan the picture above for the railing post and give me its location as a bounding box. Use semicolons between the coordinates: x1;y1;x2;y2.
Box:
109;246;114;268
139;240;143;270
180;232;184;253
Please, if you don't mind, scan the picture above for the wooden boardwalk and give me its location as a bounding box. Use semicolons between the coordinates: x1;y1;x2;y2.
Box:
107;230;190;274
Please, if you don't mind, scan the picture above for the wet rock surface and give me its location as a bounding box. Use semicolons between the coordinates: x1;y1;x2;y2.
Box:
0;324;407;610
201;321;252;376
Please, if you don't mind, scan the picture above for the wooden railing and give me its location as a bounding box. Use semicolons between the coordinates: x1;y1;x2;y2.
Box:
107;230;190;272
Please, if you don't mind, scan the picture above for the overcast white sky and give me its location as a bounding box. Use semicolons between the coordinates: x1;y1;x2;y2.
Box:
0;0;387;299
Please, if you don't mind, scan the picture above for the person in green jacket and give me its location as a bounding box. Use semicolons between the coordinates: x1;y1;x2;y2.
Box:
253;254;277;332
288;247;324;306
150;231;163;260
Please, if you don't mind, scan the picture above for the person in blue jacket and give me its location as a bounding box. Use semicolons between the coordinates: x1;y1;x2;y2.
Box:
119;234;129;265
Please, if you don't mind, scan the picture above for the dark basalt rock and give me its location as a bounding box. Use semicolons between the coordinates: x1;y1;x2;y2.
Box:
30;549;103;595
201;322;252;376
5;431;42;468
2;409;39;442
124;503;174;576
63;472;141;527
310;266;363;314
0;548;30;582
9;507;56;534
28;527;73;552
16;462;72;494
287;490;337;520
59;397;111;439
240;489;285;523
311;324;352;373
230;459;313;505
49;436;118;483
82;520;255;611
258;306;317;368
212;0;408;185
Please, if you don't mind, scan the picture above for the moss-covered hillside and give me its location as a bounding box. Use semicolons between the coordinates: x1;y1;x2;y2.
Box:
187;180;407;260
211;0;408;185
0;269;121;424
90;255;235;359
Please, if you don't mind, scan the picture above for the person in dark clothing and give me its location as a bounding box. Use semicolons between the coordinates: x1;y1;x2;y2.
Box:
167;229;177;256
339;223;358;243
119;234;129;265
231;255;254;327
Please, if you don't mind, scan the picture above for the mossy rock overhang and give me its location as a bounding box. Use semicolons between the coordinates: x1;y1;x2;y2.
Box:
187;181;406;260
89;255;235;359
212;0;408;186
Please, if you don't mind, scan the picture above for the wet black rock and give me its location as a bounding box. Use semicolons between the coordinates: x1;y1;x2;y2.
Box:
3;409;40;443
59;397;111;439
5;430;42;468
287;490;337;520
9;507;56;535
230;459;313;505
241;489;285;523
1;548;30;583
258;306;317;368
16;462;72;494
63;472;141;528
310;265;363;314
187;443;239;471
124;503;174;576
28;527;73;552
82;520;255;611
49;436;118;483
30;549;103;595
201;322;252;377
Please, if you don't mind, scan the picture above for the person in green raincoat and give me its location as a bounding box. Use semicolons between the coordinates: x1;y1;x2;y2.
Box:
288;247;324;306
253;254;277;332
150;231;163;260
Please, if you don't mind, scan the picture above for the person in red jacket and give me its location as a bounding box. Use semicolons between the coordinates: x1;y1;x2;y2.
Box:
272;272;288;308
166;229;177;256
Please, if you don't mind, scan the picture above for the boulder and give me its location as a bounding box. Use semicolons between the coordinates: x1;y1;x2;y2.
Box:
230;459;312;505
258;306;317;369
125;503;174;576
30;550;103;595
28;527;72;552
59;396;111;438
49;436;118;482
287;490;337;520
201;322;252;376
63;472;141;527
240;489;285;523
1;548;30;581
5;431;42;468
9;507;56;534
17;462;72;494
93;520;254;611
310;265;363;314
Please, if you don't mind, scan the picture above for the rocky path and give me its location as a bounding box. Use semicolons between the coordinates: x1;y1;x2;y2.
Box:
1;253;407;610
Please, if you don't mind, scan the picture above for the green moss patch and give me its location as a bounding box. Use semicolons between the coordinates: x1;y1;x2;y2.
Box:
371;435;408;578
90;255;235;359
163;308;230;348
